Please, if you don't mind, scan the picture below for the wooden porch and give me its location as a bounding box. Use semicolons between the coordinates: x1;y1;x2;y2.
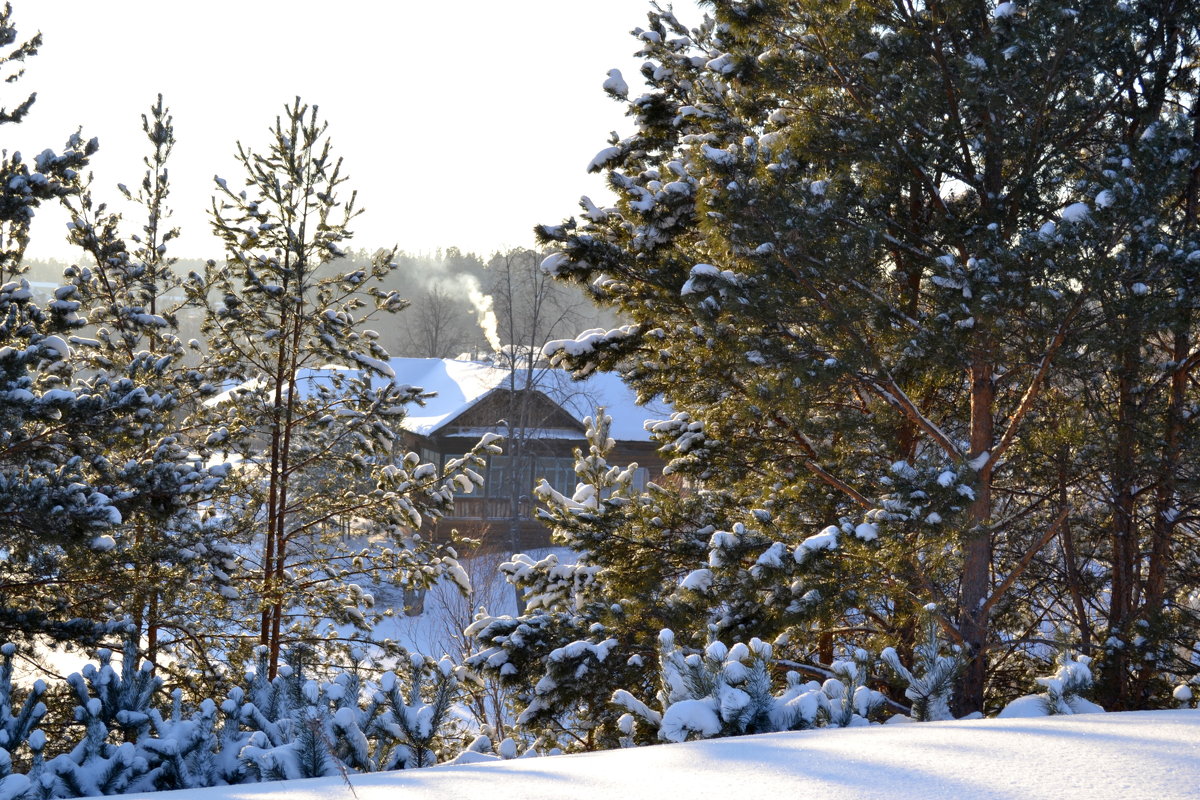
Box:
430;501;555;555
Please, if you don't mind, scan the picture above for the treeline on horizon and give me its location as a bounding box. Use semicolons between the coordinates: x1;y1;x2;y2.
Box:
22;249;618;363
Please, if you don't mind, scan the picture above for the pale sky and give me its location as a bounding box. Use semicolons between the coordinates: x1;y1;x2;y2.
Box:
8;1;703;263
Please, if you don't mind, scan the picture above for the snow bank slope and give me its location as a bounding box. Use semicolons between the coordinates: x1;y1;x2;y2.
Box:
101;710;1200;800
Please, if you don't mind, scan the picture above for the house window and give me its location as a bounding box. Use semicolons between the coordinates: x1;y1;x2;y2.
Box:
537;456;579;495
485;455;507;498
632;466;649;492
485;454;583;498
477;455;638;500
420;447;440;469
521;458;648;496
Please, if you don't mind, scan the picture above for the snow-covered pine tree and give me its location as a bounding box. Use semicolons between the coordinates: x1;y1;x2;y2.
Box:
0;3;97;281
0;643;45;796
471;406;878;748
468;411;690;751
194;98;488;676
0;757;27;800
0;2;171;649
239;690;339;782
880;603;963;721
238;645;375;778
235;645;465;778
209;687;255;786
320;655;374;773
613;630;884;743
22;635;238;797
66;637;161;746
29;634;252;796
44;643;161;799
138;691;224;792
234;645;340;782
46;706;147;798
56;94;234;679
1064;110;1200;708
537;0;1200;713
997;651;1104;717
622;630;775;742
364;651;464;770
822;650;885;728
237;645;301;754
0;642;480;795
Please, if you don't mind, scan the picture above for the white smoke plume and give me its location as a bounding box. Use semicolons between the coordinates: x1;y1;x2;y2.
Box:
455;273;501;353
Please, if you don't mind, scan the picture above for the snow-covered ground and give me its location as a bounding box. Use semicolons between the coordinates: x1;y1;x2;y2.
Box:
362;547;565;658
88;710;1199;800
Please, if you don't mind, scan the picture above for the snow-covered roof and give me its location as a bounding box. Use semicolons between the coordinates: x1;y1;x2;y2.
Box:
390;358;670;442
206;358;671;443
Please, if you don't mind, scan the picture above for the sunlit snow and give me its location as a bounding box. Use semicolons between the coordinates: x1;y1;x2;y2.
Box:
993;2;1018;19
85;711;1200;800
1061;202;1091;223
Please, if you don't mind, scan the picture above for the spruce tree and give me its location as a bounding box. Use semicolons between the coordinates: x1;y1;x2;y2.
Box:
0;1;167;648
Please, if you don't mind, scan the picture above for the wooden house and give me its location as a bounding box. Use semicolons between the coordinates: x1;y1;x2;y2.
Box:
390;358;671;553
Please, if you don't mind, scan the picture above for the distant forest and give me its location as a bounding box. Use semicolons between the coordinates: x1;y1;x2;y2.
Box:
23;247;618;362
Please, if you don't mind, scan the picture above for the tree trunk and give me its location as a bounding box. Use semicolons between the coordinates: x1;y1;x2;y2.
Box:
1133;324;1188;702
261;421;281;656
956;356;994;715
1058;464;1091;655
1099;338;1139;708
